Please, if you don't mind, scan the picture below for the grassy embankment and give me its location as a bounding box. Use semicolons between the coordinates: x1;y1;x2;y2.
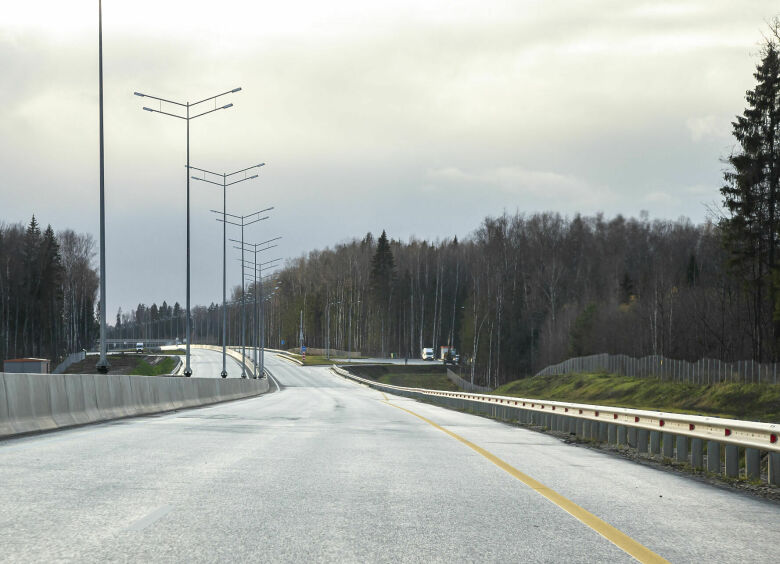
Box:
346;364;458;391
300;355;334;366
130;356;178;376
493;372;780;422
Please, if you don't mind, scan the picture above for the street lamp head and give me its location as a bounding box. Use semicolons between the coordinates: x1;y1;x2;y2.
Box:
231;87;242;93
134;92;145;97
257;163;266;167
222;103;234;109
142;107;154;112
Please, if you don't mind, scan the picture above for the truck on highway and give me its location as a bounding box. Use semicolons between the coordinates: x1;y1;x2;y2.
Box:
136;342;144;353
421;348;434;361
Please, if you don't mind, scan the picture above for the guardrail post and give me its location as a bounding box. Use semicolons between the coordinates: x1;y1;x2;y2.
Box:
585;419;593;438
707;441;721;473
618;425;627;445
608;423;617;444
637;429;649;453
628;427;637;448
590;421;599;440
691;438;703;469
598;422;608;442
662;432;674;458
745;448;761;480
676;435;688;462
649;431;660;456
724;445;739;478
769;453;780;485
576;419;584;437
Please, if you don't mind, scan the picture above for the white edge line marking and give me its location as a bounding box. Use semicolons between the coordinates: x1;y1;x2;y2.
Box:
125;504;173;532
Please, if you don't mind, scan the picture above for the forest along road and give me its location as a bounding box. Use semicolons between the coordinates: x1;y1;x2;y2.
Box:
0;354;777;562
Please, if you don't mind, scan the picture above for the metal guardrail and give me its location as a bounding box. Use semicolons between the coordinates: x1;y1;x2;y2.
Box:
332;365;780;485
446;368;493;393
53;351;87;374
263;348;303;365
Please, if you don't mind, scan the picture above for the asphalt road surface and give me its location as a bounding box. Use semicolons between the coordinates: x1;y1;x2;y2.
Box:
187;347;247;378
0;354;777;562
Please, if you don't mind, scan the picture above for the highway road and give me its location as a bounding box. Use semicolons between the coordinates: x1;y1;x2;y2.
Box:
0;353;777;562
188;347;247;378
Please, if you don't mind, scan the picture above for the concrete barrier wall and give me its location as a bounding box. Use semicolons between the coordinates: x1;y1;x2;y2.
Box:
0;372;269;440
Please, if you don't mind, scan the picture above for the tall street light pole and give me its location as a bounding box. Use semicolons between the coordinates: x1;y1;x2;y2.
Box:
220;210;270;376
234;239;281;376
260;281;281;378
252;258;281;378
190;163;265;377
96;0;109;373
134;86;241;376
239;263;280;378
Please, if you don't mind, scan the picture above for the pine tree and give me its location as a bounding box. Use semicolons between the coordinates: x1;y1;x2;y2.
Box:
721;25;780;360
370;230;395;303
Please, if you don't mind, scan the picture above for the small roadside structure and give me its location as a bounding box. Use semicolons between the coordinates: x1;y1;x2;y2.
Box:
4;358;51;374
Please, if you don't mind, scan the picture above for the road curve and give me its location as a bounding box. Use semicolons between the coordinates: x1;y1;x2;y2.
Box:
0;353;776;562
187;346;246;378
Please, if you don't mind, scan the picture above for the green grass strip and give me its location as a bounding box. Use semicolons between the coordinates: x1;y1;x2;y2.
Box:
493;372;780;422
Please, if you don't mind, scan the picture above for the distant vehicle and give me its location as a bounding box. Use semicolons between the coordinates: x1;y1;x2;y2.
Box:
421;348;434;361
440;346;459;363
136;342;144;353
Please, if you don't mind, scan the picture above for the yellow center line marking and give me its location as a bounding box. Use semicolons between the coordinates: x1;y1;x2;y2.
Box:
384;399;669;564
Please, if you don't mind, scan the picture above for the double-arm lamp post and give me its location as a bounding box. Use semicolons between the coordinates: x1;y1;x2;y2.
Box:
190;164;265;377
134;86;241;376
234;239;281;377
218;210;271;376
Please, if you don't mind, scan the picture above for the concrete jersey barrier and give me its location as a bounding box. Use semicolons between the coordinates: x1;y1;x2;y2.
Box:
0;371;269;440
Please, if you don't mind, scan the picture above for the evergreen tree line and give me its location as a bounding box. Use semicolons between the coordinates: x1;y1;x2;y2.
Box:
0;216;99;365
267;218;746;387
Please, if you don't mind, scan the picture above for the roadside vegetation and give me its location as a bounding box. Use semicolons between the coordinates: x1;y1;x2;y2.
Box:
130;356;177;376
65;353;178;376
493;372;780;422
348;364;458;391
300;354;338;366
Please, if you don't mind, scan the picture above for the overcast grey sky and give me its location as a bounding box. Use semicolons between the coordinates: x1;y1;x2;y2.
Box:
1;1;777;318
